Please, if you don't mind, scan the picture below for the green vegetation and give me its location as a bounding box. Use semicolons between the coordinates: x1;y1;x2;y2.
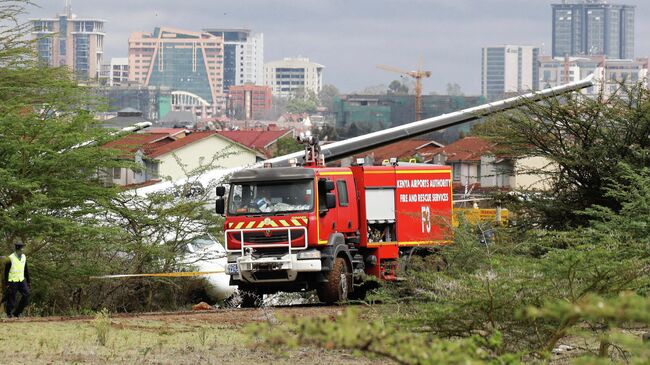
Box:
93;308;111;346
388;80;409;95
249;86;650;363
474;83;650;229
272;135;303;157
286;88;320;114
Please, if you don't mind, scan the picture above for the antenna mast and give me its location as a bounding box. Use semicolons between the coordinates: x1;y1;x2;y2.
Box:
64;0;72;17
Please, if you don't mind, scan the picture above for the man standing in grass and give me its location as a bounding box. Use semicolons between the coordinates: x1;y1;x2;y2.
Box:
2;240;31;318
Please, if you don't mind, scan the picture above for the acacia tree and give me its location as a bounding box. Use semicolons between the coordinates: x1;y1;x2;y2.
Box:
0;2;225;314
474;83;650;228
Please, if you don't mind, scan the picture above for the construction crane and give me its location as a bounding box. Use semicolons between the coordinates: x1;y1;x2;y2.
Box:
377;60;432;121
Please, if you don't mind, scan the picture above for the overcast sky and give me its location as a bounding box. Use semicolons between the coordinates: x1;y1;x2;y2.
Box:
25;0;650;95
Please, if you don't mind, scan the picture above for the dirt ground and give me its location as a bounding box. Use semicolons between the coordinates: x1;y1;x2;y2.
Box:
0;305;390;365
0;304;342;325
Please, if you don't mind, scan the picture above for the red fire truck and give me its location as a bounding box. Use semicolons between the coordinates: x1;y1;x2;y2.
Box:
217;160;452;304
214;76;594;306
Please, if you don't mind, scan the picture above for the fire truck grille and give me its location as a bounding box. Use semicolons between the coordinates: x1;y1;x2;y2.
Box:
243;229;305;244
251;248;288;259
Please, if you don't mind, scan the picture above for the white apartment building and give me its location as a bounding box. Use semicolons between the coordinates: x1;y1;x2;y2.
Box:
101;57;129;86
239;32;264;86
539;56;649;96
264;57;324;98
481;45;540;101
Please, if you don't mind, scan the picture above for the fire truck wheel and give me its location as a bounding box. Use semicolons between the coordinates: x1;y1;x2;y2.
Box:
317;257;350;304
240;288;262;308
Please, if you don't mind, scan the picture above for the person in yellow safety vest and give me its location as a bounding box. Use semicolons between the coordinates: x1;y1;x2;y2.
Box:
3;240;31;318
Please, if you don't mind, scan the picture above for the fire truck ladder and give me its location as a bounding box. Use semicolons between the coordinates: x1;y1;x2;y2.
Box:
264;75;594;167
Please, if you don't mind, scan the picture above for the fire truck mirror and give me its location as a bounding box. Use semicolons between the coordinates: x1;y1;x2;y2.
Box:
325;180;335;192
216;186;226;197
325;192;336;209
318;178;335;192
215;198;225;215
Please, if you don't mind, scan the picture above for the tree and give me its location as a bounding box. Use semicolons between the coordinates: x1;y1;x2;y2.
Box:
312;122;341;142
446;83;463;96
473;83;650;228
388;80;409;95
318;84;340;112
286;87;319;114
272;135;303;157
359;84;388;95
261;96;288;121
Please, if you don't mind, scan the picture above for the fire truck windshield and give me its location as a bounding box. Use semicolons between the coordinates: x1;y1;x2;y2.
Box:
227;180;314;215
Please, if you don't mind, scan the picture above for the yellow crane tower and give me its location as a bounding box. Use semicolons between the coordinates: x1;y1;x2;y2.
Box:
377;60;432;121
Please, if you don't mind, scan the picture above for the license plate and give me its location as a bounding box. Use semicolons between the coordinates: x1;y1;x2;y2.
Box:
227;263;239;275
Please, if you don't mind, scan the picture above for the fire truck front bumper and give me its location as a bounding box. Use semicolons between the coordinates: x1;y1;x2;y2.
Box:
226;251;322;283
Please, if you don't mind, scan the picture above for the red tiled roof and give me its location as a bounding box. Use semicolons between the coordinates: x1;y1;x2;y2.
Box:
354;139;443;163
103;133;173;157
103;131;220;159
430;136;495;162
147;131;218;158
216;130;292;149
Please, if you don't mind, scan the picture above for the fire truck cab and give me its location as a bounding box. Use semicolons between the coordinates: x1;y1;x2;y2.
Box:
216;159;453;305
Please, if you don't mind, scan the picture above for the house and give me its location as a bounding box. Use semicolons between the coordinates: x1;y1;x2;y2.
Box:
430;136;552;191
216;130;294;158
102;129;264;186
102;108;151;129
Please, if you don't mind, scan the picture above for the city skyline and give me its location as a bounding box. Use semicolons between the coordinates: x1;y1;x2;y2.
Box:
25;0;650;95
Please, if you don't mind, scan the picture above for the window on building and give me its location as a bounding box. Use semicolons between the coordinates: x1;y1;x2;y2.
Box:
452;163;461;181
112;167;121;179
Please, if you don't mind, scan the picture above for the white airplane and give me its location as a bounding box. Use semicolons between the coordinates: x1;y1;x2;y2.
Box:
183;234;236;301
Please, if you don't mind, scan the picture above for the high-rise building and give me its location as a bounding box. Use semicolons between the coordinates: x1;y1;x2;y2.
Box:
30;1;105;80
128;27;224;118
481;45;540;101
203;28;264;93
264;57;324;98
551;1;635;59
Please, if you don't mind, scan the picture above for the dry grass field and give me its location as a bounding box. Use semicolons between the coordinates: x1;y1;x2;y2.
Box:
0;307;385;364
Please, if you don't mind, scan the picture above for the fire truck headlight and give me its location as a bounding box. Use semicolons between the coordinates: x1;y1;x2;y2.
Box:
297;250;321;260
